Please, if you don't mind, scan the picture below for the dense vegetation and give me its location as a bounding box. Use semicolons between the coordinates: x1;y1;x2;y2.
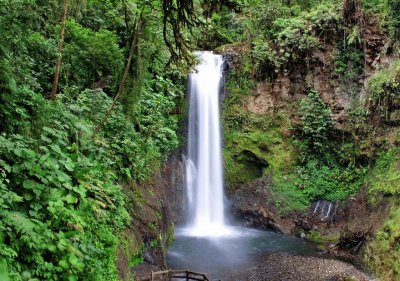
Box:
0;0;228;280
2;0;400;280
216;0;400;279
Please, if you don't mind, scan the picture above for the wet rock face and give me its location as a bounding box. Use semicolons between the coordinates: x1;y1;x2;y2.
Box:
233;150;269;178
309;200;341;224
229;177;392;258
161;152;186;224
118;151;187;280
229;176;294;234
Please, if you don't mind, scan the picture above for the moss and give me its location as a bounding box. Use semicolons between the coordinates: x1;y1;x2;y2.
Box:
214;42;246;54
224;124;295;187
121;232;139;260
268;174;309;214
364;148;400;280
368;149;400;196
365;203;400;281
368;60;400;103
164;222;175;247
306;230;340;244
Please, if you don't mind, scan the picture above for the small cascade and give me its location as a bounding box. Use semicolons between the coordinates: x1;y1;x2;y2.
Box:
184;51;233;236
310;200;338;222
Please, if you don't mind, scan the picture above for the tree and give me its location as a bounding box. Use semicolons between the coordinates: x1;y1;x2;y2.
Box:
51;0;68;100
92;12;143;137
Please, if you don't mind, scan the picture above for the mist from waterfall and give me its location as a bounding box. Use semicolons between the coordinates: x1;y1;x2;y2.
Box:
185;51;232;236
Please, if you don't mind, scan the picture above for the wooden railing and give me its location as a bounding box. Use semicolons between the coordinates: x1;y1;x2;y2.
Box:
151;269;209;281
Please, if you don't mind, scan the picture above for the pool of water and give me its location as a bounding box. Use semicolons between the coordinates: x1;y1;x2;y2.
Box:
167;226;319;280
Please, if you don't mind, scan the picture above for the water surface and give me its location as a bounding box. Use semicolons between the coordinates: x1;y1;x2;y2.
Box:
167;227;318;280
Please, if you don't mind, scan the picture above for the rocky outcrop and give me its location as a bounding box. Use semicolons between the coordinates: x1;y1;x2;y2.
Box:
117;151;186;281
230;176;295;234
230;176;392;259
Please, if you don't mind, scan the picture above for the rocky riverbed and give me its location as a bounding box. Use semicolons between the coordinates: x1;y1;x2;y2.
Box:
239;253;375;281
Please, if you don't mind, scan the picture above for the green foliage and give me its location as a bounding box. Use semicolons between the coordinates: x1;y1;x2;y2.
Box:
366;204;400;281
334;46;364;81
62;19;124;93
299;91;334;152
272;17;319;64
306;230;340;244
0;1;189;278
388;0;400;39
295;159;365;201
270;174;310;214
0;126;130;280
0;76;183;279
252;37;281;78
368;149;400;195
270;156;365;214
304;2;342;35
368;60;400;120
362;0;400;40
243;1;342;76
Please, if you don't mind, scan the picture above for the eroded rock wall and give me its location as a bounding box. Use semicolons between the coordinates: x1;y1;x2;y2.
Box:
116;151;186;281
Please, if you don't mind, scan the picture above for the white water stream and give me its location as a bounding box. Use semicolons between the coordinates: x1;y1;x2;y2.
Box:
184;51;233;237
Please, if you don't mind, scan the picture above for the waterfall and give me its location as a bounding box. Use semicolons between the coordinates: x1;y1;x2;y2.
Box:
185;51;231;236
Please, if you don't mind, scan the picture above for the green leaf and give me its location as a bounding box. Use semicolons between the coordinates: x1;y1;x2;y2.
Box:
68;274;78;281
42;127;56;135
23;193;33;200
65;194;77;204
59;259;68;269
23;180;35;189
13;148;22;157
50;144;62;155
41;134;52;143
56;171;71;183
0;259;10;281
1;162;11;173
22;148;36;158
64;158;75;172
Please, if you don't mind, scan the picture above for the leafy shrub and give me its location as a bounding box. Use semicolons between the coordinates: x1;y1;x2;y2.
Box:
252;37;282;78
368;60;400;101
62;20;124;93
305;2;342;35
334;46;364;81
0;128;130;281
0;79;182;279
368;149;400;195
296;159;365;201
272;17;319;65
366;206;400;281
368;60;400;119
300;91;334;152
388;0;400;39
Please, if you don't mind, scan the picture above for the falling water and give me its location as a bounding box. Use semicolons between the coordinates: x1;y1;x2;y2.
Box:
185;51;231;236
167;52;324;279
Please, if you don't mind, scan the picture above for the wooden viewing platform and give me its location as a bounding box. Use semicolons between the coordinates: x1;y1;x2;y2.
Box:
151;269;209;281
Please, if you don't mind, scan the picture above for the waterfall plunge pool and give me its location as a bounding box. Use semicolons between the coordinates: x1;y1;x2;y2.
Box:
167;226;319;280
172;52;321;280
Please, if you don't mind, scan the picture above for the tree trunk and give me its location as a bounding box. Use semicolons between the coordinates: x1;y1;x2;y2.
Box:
92;14;142;138
51;0;68;100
